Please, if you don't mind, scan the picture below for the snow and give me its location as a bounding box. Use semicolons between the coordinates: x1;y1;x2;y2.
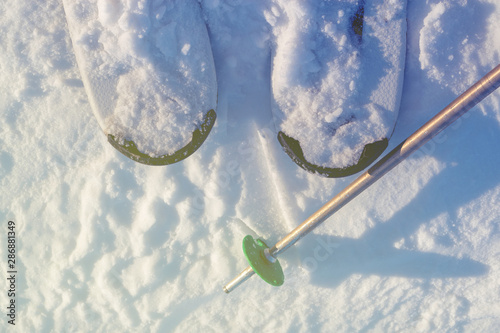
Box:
0;0;499;332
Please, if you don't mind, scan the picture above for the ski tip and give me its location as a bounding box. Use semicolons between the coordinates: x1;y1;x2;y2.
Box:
277;131;388;178
107;109;217;166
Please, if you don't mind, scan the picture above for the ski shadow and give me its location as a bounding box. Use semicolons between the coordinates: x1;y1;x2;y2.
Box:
300;111;499;288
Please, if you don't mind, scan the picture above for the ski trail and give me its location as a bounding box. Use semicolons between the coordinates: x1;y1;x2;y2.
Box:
257;125;297;231
255;123;310;270
232;123;287;241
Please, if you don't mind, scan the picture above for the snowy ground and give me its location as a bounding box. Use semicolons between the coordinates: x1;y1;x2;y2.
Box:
1;0;500;332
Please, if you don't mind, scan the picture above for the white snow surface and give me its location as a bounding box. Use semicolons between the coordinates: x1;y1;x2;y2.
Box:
1;0;500;332
62;0;217;156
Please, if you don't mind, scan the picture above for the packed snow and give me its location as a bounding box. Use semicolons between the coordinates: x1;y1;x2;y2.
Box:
1;0;500;332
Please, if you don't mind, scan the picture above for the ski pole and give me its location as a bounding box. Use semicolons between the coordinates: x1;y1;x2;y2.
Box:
223;64;500;294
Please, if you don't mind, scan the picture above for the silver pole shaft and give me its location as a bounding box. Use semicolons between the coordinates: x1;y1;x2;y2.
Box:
223;266;255;294
224;64;500;293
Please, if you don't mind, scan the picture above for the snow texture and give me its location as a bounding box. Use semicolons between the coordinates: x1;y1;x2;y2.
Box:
1;0;500;332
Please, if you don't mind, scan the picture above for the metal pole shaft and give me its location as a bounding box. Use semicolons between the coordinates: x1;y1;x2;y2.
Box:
222;266;254;293
224;64;500;293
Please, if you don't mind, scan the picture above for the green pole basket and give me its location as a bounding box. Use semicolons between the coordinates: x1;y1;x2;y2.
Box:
242;235;284;287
